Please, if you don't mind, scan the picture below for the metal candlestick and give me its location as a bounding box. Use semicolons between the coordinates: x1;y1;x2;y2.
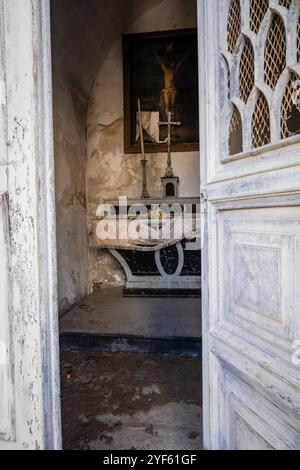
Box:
158;112;181;178
138;99;150;199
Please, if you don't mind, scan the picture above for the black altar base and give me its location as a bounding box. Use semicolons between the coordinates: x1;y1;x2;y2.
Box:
94;197;201;298
110;239;201;298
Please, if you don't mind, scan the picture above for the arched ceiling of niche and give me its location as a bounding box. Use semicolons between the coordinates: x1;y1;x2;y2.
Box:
51;0;164;100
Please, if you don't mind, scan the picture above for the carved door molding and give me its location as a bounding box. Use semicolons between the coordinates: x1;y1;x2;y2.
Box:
199;0;300;449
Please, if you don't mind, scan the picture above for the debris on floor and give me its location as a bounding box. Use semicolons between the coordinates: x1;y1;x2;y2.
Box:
61;351;203;450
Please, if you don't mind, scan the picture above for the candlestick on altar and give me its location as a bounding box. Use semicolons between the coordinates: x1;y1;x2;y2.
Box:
138;98;150;199
158;112;181;178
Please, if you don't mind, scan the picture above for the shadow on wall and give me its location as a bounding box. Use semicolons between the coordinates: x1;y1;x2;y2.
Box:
51;0;165;99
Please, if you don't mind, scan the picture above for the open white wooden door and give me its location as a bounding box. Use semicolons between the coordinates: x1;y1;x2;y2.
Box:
199;0;300;449
0;0;61;449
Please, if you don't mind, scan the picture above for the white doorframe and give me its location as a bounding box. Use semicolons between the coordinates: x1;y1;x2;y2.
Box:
0;0;61;449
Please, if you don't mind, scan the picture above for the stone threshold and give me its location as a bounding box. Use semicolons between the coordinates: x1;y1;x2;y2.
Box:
60;333;202;357
123;288;201;298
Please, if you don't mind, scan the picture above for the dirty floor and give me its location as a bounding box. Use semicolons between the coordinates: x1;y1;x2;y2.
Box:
61;351;203;450
60;287;202;338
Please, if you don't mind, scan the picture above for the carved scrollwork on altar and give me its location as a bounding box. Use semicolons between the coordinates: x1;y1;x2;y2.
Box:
92;197;201;296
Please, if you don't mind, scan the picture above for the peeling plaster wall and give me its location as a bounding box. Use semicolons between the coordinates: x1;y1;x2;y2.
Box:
53;70;89;313
87;0;199;288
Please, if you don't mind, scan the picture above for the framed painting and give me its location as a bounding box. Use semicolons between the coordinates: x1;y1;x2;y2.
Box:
123;29;199;154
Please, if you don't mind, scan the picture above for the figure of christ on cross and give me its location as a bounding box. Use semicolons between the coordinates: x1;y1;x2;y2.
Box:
159;112;181;178
154;47;191;119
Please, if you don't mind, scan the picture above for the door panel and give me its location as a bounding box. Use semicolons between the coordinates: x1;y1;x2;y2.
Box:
222;365;300;450
209;347;300;449
217;204;299;355
199;0;300;449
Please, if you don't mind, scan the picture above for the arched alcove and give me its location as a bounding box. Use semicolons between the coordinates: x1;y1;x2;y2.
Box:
166;183;175;197
84;0;199;293
51;0;173;310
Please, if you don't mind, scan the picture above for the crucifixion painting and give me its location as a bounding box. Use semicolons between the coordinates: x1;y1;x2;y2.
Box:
154;46;191;119
123;29;199;154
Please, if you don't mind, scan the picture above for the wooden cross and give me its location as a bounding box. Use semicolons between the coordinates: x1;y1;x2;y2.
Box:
159;112;181;177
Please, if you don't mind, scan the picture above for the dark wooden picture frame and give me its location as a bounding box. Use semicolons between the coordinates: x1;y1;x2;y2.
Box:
123;29;199;154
